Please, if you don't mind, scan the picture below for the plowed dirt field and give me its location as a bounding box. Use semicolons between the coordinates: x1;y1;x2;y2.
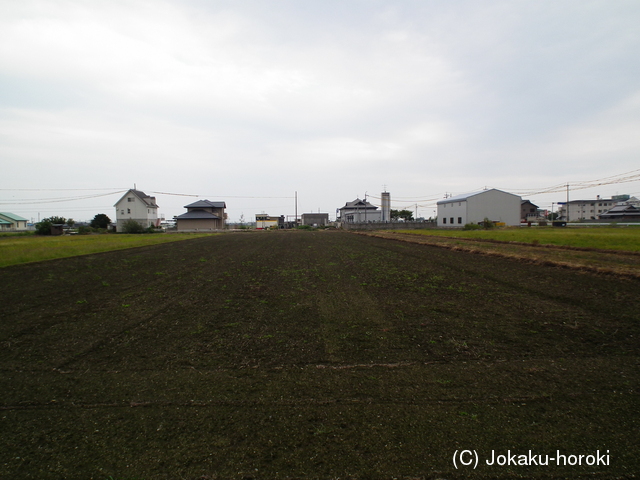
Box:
1;231;638;479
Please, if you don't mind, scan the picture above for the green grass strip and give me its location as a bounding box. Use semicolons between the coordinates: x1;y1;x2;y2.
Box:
0;233;212;267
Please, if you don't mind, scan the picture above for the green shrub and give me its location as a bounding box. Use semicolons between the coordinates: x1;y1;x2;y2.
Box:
77;226;92;235
121;220;145;234
463;223;482;230
481;218;495;229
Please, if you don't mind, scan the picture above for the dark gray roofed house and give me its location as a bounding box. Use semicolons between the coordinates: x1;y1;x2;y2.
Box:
338;198;382;223
520;200;539;222
599;204;640;221
176;200;227;231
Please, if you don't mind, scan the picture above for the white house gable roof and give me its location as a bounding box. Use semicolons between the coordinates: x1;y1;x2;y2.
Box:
114;189;158;208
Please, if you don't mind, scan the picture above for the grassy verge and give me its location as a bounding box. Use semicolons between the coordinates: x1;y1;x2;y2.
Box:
363;230;640;278
0;233;212;267
393;226;640;251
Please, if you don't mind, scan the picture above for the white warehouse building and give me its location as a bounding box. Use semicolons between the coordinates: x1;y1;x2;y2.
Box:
437;189;521;227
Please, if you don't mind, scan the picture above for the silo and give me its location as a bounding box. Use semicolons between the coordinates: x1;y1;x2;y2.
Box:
381;192;391;222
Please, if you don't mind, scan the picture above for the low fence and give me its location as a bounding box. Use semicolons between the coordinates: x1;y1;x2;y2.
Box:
339;221;436;231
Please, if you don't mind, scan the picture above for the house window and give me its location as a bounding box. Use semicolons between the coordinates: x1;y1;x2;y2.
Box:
450;217;454;224
121;210;124;214
128;197;134;202
127;208;131;214
443;218;447;224
458;217;462;224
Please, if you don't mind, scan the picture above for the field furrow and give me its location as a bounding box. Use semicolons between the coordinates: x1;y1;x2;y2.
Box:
0;231;638;479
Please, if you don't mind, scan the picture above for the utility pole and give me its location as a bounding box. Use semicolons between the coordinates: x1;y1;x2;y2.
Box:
566;184;569;222
295;191;298;226
364;192;368;223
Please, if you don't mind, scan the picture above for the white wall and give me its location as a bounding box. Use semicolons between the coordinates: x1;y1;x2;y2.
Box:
467;190;520;226
342;210;382;223
437;201;467;226
437;190;520;227
115;194;157;229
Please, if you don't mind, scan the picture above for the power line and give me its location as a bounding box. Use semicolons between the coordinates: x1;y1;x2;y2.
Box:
0;191;127;205
149;191;295;199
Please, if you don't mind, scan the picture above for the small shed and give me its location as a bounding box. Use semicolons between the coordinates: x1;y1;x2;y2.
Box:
50;224;65;236
301;213;329;226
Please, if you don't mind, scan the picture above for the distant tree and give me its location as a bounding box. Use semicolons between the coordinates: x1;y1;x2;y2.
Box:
66;218;75;229
390;209;414;221
547;212;559;221
90;213;112;229
48;216;67;225
35;216;66;235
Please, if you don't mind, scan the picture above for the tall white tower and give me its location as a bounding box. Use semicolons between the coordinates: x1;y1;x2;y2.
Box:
381;191;391;222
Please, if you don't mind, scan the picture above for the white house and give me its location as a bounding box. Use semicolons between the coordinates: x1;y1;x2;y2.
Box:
437;189;521;227
114;189;159;231
338;198;382;223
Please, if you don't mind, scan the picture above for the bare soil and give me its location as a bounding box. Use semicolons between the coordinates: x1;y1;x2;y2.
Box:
0;231;638;479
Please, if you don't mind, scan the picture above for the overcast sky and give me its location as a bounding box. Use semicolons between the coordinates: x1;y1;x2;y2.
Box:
1;0;639;223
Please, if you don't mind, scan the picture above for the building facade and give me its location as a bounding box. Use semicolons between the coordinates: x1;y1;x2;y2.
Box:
176;200;226;231
255;214;283;229
520;200;539;222
0;212;29;231
437;189;521;227
558;195;628;221
338;198;382;223
114;189;159;231
301;213;329;226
